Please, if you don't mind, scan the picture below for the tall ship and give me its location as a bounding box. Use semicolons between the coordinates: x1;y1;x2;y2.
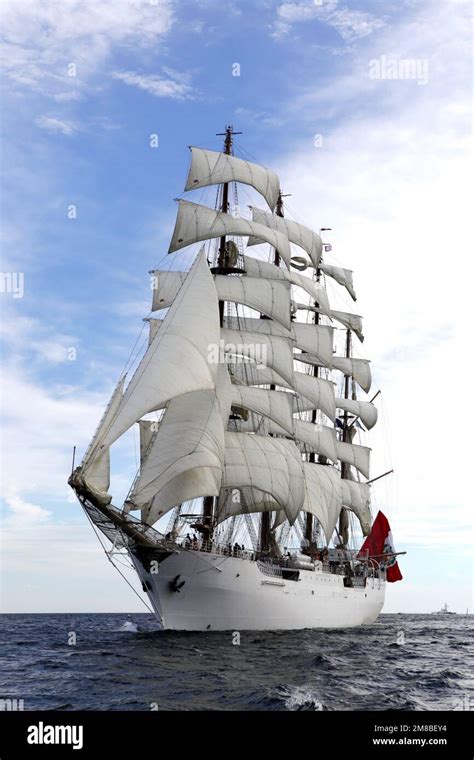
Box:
69;126;402;631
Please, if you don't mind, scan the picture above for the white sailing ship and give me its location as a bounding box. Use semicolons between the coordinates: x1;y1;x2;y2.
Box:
69;126;395;631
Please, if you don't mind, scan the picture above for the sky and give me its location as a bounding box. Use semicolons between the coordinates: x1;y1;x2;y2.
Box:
0;0;471;614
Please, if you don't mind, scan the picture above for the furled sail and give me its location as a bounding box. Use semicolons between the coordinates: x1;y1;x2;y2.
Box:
222;432;305;524
92;251;220;453
336;441;371;479
220;327;295;387
247;206;322;269
336;398;378;430
169;201;292;268
303;462;342;543
185;147;280;211
340;478;371;535
320;263;356;301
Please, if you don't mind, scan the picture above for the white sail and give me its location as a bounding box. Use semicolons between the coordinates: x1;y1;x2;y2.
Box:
220;327;295;388
291;323;334;367
138;419;158;462
248;206;322;269
330;310;364;342
222;432;305;524
151;270;291;330
231;385;295;435
242;255;287;280
138;366;233;524
224;316;292;339
83;449;111;494
229;362;291;390
340;478;371;535
95;251;220;452
296;304;364;342
243;255;331;315
150;270;187;311
185;147;280;211
294;419;338;462
169;201;292;268
303;462;342;543
320;263;356;301
216;486;280;523
293;372;336;421
146;318;161;345
215;275;292;330
336;398;378;430
223;316;333;365
337;441;371;479
82;376;126;476
331;357;372;393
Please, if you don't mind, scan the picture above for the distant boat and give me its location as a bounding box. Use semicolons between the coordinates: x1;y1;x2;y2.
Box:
432;603;456;615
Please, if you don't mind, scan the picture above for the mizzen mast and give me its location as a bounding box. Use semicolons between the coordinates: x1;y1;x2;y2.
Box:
337;327;352;547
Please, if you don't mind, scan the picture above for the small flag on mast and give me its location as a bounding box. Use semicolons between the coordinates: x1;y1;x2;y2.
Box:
359;511;403;582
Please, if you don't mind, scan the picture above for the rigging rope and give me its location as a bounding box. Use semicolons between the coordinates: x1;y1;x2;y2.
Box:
82;508;154;614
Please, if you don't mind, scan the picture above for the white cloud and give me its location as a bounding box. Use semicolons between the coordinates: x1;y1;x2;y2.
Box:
0;0;174;98
274;0;471;550
112;70;196;100
273;0;385;41
0;315;80;365
35;115;79;135
3;491;51;522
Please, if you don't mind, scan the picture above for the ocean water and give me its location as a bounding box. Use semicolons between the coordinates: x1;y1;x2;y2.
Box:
0;614;472;711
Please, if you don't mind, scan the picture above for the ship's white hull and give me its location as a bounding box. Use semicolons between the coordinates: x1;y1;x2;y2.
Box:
130;547;386;631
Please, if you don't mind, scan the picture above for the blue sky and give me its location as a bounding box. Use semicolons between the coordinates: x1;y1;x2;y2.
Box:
0;0;471;613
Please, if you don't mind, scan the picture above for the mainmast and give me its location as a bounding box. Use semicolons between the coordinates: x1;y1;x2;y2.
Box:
258;190;283;554
304;227;329;548
202;125;241;542
258;190;288;555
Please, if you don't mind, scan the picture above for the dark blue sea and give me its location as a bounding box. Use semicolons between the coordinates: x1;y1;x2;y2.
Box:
0;614;472;711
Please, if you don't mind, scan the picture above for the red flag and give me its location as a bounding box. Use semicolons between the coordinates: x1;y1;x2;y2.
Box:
359;510;403;583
